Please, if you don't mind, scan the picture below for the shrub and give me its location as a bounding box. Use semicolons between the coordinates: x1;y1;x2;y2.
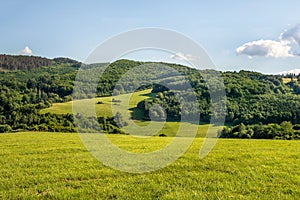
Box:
220;122;300;140
0;124;12;133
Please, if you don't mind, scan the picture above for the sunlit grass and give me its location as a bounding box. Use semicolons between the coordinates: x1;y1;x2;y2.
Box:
282;77;297;84
41;89;221;138
0;132;299;199
40;89;152;117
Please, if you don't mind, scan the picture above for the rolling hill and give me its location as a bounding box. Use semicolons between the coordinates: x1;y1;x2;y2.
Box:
0;56;299;139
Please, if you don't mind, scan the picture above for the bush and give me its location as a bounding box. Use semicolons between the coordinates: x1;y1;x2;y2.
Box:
0;124;12;133
293;124;300;130
220;122;300;140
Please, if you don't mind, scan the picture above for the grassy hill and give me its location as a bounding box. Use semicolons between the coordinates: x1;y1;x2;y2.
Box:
41;89;215;137
0;132;299;199
41;89;152;117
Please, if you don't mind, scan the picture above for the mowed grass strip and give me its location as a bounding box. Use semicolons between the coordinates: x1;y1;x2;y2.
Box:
0;132;299;199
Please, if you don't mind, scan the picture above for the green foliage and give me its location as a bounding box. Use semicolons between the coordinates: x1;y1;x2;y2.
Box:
137;68;300;125
0;62;78;132
221;122;300;140
0;124;12;133
1;57;300;136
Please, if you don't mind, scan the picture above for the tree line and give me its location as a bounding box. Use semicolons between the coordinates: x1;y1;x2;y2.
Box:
220;122;300;140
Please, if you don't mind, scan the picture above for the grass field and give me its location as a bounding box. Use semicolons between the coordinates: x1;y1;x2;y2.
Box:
0;132;299;199
40;89;153;117
35;89;300;199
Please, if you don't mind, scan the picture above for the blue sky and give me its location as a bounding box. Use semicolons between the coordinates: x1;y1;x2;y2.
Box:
1;0;300;74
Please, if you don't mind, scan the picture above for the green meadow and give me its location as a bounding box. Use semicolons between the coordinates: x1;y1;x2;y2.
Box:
0;132;299;199
5;89;297;199
40;89;153;117
41;89;214;137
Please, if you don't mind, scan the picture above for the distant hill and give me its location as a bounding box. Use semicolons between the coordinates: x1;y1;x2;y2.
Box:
52;57;81;67
0;54;81;70
0;54;53;70
0;55;299;135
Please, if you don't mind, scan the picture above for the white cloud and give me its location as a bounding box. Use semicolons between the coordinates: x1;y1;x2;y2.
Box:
280;24;300;45
236;39;293;58
20;46;33;55
280;68;300;75
170;52;195;61
236;24;300;58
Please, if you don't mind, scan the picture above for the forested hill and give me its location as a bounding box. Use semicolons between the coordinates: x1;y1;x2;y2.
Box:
0;57;299;139
0;54;80;70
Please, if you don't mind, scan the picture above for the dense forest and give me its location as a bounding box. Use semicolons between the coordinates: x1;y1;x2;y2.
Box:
138;70;300;124
0;54;80;70
0;55;299;139
0;54;53;70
